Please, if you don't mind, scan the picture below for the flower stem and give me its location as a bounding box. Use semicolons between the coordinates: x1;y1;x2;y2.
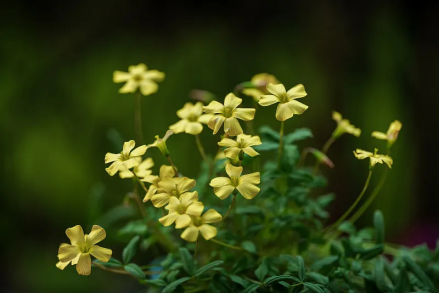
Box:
348;169;388;224
132;171;148;193
325;170;373;234
166;155;180;177
313;136;335;174
195;134;207;162
223;194;237;219
277;120;285;169
134;92;144;144
210;238;243;251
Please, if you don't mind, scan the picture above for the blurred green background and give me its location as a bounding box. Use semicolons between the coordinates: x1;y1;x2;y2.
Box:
1;0;438;292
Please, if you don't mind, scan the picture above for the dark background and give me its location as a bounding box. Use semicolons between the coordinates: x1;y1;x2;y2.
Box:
1;0;438;292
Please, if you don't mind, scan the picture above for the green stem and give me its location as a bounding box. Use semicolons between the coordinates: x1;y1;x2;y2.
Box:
94;262;157;276
210;238;243;251
325;170;373;234
134;92;143;144
132;171;148;193
195;134;207;162
348;169;388;224
223;194;237;219
166;155;180;177
277;120;285;169
313;136;335;174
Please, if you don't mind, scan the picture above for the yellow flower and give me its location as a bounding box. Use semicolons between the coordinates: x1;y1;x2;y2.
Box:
332;111;361;138
259;83;308;121
203;93;255;136
218;134;262;159
353;149;393;168
242;73;280;102
169;102;214;135
142;165;176;202
105;140;147;176
371;120;402;148
209;163;260;200
151;177;196;207
148;130;173;157
159;192;204;228
180;209;222;242
119;158;154;179
113;63;165;96
57;225;112;276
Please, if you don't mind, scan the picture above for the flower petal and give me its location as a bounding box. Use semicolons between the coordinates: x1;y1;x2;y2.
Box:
237;182;260;199
76;253;92;276
152;193;171;207
203;101;224;114
208;115;225;134
246;135;262;146
139;80;158;96
106;161;122;176
181;226;199;242
105;153;120;164
224;93;242;109
198;114;214;124
143;70;165;81
332;111;342;122
199;224;217;240
266;83;286;97
122;140;136;156
225;163;243;178
234;108;255;121
259;94;280;106
170;120;188;134
186;202;204;217
159;165;176;178
242;147;259;157
89;246;112;262
177;177;196;193
275;103;294;121
166;196;181;211
185;122;203;135
56;261;70;270
213;185;235;200
113;71;131;83
129;63;147;74
201;209;222;224
241;172;261;185
287;84;307;99
224;117;243;136
143;185;157;202
175;214;192;229
123;158;140;169
218;138;238;147
85;225;106;245
159;212;179;226
119;80;138;93
353;149;373;160
224;147;241;159
210;177;231;187
381;156;393;168
58;244;80;263
131;145;148;157
66;225;85;245
371;131;388;140
287;100;308;115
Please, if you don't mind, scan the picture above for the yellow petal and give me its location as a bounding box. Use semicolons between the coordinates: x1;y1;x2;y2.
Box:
332;111;342;122
381;156;393;168
275;103;294;121
208;115;225;134
131;145;148;157
218;138;238;147
199;224;217;240
203;101;224;114
89;246;112;262
371;131;388;140
170;119;188;134
246;136;262;146
138;158;154;170
85;225;106;245
105;153;120;164
242;88;263;101
224;147;241;159
237;182;260;199
210;177;231;187
266;83;286;96
225;163;243;178
139;80;158;96
181;226;199;242
143;185;157;202
198;114;214;124
286;84;307;99
186;202;204;217
122;140;136;156
58;244;80;263
353;149;373;160
177;103;194;119
214;185;235;199
175;214;192;229
106;161;122;176
259;94;280;106
119;80;138;93
129;63;147;74
158;178;181;193
66;225;85;245
160;165;176;178
224;93;242;110
242;147;259;157
177;177;196;193
143;70;165;81
113;71;131;83
185;122;203;135
224;117;243;136
119;170;134;179
122;158;140;169
76;253;91;276
234;108;255;121
56;261;70;270
166;196;181;211
151;193;171;207
241;172;261;185
201;209;222;224
180;191;199;203
159;212;179;226
287;100;308;115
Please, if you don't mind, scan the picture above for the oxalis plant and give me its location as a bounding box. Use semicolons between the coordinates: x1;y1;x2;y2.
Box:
55;63;439;293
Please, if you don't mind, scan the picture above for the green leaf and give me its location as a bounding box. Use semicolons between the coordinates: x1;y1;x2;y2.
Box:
403;255;436;292
297;256;306;281
93;257;123;268
375;257;392;291
122;235;140;264
282;145;300;169
304;282;325;293
264;275;301;286
144;278;167;287
162;277;191;293
254;141;279;151
255;257;269;281
241;241;257;254
240;283;259;293
118;219;148;236
337;221;356;235
195;260;224;276
179;247;196;276
230;275;249;287
124;263;145;279
259;125;280;141
284;128;313;144
360;244;384;260
373;210;385;244
307;272;328;285
311;256;338;273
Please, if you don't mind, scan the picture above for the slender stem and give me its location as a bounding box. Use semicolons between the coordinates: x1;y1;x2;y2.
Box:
134;92;143;144
132;182;148;218
209;238;243;251
223;194;237;219
132;171;148;193
243;275;262;285
277;120;285;169
93;262;157;276
348;169;388;224
166;155;180;177
195;135;207;162
325;170;373;234
322;136;335;154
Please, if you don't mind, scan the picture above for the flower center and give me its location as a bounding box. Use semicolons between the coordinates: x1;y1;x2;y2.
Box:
237;138;246;148
192;216;203;227
172;185;181;197
187;113;199;122
132;74;143;82
230;176;241;187
120;152;130;161
279;93;289;103
223;107;234;118
175;204;186;214
79;244;90;253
